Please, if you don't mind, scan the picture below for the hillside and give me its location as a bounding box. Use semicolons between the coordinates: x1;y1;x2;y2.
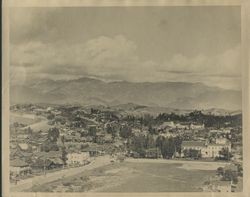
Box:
10;77;241;111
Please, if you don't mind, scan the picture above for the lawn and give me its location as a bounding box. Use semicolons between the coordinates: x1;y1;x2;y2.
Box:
96;162;214;192
10;112;51;132
10;112;39;125
28;160;216;192
23;120;52;132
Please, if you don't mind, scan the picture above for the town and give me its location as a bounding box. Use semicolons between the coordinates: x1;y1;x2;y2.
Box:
10;103;243;192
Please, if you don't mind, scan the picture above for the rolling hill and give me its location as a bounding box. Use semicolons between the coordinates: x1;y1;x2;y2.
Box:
10;77;241;111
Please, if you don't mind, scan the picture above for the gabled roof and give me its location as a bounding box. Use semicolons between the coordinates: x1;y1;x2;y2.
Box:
33;151;62;159
10;159;29;167
182;141;206;147
18;143;29;150
49;158;64;165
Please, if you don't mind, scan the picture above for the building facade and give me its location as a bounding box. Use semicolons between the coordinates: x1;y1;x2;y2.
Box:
181;140;231;158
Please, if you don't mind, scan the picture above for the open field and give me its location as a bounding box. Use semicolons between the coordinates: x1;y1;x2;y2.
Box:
26;159;224;192
10;112;39;125
22;120;52;132
10;112;51;132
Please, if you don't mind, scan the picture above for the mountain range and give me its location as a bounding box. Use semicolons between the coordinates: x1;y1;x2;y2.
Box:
10;77;241;111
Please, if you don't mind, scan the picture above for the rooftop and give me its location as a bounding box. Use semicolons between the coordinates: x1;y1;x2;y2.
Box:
10;159;29;167
33;151;62;159
182;141;206;147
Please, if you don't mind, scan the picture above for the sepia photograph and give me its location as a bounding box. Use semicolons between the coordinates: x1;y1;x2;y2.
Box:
2;0;249;196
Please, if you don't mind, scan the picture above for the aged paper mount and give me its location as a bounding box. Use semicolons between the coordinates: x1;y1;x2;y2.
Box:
2;0;250;197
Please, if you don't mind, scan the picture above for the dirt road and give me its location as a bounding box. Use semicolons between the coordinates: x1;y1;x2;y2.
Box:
10;155;111;192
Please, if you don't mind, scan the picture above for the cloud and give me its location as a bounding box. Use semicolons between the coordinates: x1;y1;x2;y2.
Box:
10;34;241;90
161;45;241;77
10;35;140;79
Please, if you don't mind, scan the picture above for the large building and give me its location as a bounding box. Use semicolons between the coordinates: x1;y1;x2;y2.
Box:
181;140;231;158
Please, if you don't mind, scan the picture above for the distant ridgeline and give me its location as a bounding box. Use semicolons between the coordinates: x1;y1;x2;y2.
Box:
10;77;241;111
153;111;242;128
10;104;242;128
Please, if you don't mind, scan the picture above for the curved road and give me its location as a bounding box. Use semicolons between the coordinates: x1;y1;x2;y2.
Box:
10;156;110;192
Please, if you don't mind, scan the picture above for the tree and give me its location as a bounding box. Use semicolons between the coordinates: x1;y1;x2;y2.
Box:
156;136;165;150
130;135;146;157
81;143;89;150
61;146;67;165
61;135;65;145
145;134;156;149
119;125;132;139
42;141;59;152
106;124;117;140
27;127;33;135
55;116;66;125
161;139;169;158
223;169;238;184
48;127;60;142
183;149;190;158
173;136;183;154
219;147;232;161
189;149;201;159
88;126;97;136
47;113;55;120
159;137;176;158
217;167;224;176
149;125;157;135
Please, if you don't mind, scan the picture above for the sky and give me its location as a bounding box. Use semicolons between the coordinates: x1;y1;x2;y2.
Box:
9;6;241;90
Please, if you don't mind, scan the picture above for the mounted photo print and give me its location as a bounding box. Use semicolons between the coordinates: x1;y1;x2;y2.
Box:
2;0;249;197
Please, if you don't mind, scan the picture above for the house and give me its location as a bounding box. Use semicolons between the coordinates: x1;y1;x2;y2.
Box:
82;144;104;157
212;181;232;192
17;134;29;141
182;141;206;151
31;157;64;170
222;129;231;134
18;143;30;151
66;152;90;166
159;121;175;129
190;123;205;130
159;132;177;138
210;129;224;134
175;123;188;129
32;151;64;170
10;146;33;162
10;159;31;178
215;137;229;145
145;148;161;159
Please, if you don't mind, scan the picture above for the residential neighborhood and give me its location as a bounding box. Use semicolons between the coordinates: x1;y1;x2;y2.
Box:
9;103;243;192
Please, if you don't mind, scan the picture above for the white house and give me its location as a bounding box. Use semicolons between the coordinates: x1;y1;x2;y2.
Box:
190;123;205;130
66;152;90;166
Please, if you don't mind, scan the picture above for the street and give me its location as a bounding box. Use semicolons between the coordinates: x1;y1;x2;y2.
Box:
10;155;111;192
